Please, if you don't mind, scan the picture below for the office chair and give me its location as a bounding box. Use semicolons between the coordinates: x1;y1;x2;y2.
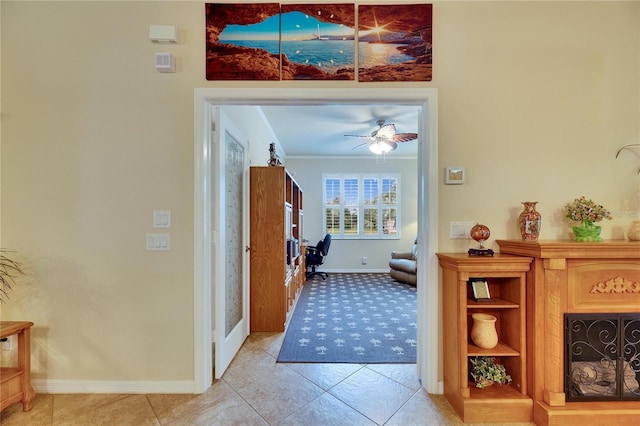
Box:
305;233;331;280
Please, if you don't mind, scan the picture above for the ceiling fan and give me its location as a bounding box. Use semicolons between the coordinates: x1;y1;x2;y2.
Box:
345;120;418;154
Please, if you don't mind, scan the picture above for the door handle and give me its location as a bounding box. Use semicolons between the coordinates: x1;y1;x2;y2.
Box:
245;246;251;252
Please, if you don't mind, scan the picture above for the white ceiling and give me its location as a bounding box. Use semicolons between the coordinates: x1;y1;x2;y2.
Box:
260;104;421;157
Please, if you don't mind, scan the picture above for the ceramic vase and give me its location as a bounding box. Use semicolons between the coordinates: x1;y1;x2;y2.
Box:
470;313;498;349
627;221;640;241
572;221;602;242
518;201;541;241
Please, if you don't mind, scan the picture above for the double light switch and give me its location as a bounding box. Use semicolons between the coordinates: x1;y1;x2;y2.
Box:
147;210;171;250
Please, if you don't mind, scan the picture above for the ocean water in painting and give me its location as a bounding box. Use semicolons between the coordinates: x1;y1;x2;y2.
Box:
358;43;414;69
283;40;354;72
226;39;356;73
225;39;413;73
219;9;414;73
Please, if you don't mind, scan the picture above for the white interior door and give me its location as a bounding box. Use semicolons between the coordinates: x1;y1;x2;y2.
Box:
213;108;250;378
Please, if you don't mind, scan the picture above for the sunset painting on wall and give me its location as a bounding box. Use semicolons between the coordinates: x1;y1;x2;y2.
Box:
358;4;432;81
205;3;432;81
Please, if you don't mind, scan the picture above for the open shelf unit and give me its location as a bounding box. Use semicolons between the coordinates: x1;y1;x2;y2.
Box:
437;253;533;423
285;170;305;314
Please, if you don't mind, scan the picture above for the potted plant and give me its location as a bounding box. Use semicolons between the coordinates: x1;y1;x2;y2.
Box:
563;196;613;242
470;356;512;389
0;250;24;304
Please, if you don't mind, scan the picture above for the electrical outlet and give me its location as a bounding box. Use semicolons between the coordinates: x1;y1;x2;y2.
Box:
362;256;367;265
450;221;475;239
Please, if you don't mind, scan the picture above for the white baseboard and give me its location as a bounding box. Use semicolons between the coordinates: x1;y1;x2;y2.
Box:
321;269;390;273
32;379;198;394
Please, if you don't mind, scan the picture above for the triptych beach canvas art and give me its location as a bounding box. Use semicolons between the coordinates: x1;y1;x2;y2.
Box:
205;3;432;81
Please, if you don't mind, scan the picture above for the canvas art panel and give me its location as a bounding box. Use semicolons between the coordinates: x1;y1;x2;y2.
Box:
205;3;432;82
280;4;355;80
358;3;432;82
205;3;281;80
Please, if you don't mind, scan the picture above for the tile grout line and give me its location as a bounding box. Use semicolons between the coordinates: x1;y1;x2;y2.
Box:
219;375;271;425
379;386;421;425
262;342;382;424
144;394;162;426
259;330;422;425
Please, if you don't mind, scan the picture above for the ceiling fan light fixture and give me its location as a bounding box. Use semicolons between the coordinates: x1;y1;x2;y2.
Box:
377;123;396;140
369;140;394;155
347;119;416;154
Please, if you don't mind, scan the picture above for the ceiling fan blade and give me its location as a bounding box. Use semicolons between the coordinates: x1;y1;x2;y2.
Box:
392;133;418;143
351;141;372;149
344;134;372;139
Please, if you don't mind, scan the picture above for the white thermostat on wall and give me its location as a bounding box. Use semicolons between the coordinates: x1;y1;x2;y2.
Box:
149;25;177;43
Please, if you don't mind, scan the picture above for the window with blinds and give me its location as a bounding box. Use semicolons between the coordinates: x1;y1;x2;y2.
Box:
323;174;400;239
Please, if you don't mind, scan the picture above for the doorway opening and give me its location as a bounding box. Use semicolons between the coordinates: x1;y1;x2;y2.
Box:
194;87;440;394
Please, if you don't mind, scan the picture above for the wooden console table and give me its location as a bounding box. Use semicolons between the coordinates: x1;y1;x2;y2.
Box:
497;240;640;426
0;321;35;412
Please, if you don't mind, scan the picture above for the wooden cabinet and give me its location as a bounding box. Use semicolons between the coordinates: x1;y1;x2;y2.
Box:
0;321;35;412
496;240;640;426
437;253;533;423
250;166;305;332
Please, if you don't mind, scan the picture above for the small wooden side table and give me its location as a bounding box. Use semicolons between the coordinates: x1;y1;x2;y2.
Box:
0;321;35;412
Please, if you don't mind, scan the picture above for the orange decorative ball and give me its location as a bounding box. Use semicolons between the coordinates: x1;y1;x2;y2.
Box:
470;224;490;243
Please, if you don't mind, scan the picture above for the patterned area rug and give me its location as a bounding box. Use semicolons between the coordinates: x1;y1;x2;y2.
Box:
277;273;417;363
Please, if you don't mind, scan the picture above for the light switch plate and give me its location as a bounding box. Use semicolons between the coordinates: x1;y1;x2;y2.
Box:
146;234;171;250
153;210;171;228
450;221;475;239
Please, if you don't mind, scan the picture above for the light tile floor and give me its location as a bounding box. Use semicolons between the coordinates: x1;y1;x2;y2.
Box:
0;332;534;425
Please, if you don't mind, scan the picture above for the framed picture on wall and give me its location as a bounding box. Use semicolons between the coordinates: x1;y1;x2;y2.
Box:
358;3;432;82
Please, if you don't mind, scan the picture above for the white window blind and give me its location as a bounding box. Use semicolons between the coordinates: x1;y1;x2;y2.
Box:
323;174;400;239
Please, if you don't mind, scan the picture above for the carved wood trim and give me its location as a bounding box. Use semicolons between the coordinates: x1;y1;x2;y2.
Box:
590;277;640;294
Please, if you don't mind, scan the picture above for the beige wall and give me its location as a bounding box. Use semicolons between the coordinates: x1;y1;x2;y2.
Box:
1;1;638;386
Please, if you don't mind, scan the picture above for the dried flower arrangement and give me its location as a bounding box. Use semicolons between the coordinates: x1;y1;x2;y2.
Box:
564;196;613;226
470;356;512;389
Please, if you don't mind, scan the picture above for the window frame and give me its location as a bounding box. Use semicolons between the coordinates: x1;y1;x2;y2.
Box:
323;173;400;240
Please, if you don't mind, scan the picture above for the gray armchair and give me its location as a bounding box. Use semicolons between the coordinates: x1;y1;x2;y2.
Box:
389;239;417;286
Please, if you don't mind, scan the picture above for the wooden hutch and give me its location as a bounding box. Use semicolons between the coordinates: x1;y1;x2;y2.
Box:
249;166;306;332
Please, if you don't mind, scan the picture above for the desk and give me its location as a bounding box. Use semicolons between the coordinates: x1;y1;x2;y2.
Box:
0;321;35;412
